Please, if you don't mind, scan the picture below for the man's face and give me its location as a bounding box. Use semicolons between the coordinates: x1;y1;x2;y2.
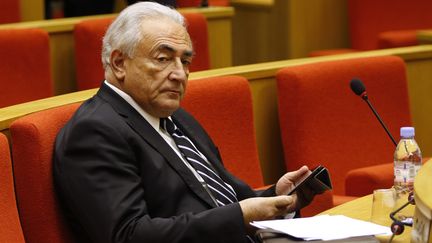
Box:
121;18;193;118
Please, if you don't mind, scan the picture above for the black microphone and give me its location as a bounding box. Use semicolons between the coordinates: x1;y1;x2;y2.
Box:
349;78;397;147
387;193;415;242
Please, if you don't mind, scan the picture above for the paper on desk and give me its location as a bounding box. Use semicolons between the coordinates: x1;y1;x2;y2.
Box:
251;215;392;241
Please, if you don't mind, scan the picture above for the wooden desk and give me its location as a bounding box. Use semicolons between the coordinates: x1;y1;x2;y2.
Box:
319;195;410;243
0;7;234;95
320;160;432;243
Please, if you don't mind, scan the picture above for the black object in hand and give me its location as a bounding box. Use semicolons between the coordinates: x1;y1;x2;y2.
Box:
287;165;332;195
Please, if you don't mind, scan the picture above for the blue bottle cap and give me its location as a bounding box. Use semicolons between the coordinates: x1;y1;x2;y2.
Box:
400;127;415;138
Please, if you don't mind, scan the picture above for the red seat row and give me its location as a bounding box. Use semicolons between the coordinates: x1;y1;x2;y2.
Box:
310;0;432;56
0;55;409;241
0;12;211;108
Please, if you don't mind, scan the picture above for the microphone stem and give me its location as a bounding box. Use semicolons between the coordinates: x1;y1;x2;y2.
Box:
363;98;398;147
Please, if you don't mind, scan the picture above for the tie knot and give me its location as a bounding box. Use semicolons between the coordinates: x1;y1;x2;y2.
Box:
160;118;176;135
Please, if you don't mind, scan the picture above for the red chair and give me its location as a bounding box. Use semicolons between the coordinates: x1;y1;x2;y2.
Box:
183;76;332;214
74;17;114;90
0;28;53;108
181;76;264;188
0;133;25;242
309;0;432;56
0;1;20;24
10;103;81;243
276;56;411;212
74;12;210;90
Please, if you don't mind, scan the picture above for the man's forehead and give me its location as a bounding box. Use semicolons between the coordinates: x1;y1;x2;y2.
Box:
157;44;194;56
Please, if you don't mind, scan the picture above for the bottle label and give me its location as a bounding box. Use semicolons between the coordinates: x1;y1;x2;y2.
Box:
394;162;419;183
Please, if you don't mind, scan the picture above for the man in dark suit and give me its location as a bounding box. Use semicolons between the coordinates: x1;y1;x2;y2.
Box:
54;2;317;242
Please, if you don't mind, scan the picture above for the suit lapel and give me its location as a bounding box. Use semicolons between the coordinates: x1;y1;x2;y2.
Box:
96;84;217;208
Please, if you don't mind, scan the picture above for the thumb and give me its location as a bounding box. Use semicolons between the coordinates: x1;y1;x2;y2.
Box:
291;165;310;180
272;195;294;208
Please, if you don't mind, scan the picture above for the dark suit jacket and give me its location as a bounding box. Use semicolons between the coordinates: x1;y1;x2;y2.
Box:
54;83;276;243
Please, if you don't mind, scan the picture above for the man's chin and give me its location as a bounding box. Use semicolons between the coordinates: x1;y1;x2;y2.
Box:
158;103;181;117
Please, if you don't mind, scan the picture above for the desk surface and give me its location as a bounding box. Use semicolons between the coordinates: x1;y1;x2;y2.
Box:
319;195;412;243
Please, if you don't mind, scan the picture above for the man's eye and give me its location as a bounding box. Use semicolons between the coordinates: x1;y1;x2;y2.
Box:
182;59;191;66
157;57;169;62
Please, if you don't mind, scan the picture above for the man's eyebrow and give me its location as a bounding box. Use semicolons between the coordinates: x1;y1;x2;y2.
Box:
158;44;194;57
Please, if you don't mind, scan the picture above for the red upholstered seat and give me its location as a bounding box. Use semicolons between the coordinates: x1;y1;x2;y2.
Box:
309;0;432;56
0;28;53;108
74;12;210;90
276;56;411;214
181;76;264;188
0;133;25;242
10;103;81;243
348;0;432;50
377;30;418;49
0;1;20;23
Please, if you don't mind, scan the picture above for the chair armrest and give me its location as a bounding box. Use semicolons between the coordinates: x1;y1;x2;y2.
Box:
378;30;418;49
345;163;394;197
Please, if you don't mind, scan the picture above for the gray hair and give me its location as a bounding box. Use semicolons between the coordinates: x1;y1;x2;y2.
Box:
101;2;185;69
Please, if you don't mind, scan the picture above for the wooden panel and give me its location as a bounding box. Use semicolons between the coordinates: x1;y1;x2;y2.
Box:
0;7;234;95
287;0;349;58
231;0;349;65
1;45;432;184
20;0;44;21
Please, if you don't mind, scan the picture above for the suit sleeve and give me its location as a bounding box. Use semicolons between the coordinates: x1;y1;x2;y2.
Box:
53;114;247;243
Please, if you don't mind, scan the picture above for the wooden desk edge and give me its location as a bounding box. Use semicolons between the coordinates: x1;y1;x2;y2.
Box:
231;0;274;8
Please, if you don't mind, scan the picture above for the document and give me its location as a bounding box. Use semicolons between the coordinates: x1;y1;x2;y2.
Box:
251;215;392;241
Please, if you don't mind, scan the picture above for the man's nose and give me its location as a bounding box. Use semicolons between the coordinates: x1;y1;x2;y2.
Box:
169;59;188;82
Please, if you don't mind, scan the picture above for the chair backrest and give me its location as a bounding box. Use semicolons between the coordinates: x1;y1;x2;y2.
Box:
276;56;411;196
0;1;20;24
0;133;25;242
181;76;264;188
0;28;53;108
74;17;114;90
74;12;210;90
10;103;81;243
348;0;432;50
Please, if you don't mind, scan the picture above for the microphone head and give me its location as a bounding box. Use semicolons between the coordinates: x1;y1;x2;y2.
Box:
391;221;405;235
350;78;366;96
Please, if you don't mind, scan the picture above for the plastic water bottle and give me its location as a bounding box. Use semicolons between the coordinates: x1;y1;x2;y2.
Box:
393;127;422;221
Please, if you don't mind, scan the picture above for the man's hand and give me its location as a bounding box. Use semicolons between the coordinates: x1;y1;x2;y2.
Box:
239;196;295;226
275;165;317;211
275;165;310;195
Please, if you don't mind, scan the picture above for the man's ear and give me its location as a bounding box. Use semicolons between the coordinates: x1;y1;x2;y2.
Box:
110;50;126;81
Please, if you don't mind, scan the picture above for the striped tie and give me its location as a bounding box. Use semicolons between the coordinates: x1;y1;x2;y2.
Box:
161;118;237;206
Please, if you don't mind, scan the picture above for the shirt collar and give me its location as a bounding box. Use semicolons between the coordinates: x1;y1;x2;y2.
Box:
104;80;161;131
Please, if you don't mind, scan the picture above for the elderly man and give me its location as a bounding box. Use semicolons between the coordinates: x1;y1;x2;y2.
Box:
54;2;316;242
